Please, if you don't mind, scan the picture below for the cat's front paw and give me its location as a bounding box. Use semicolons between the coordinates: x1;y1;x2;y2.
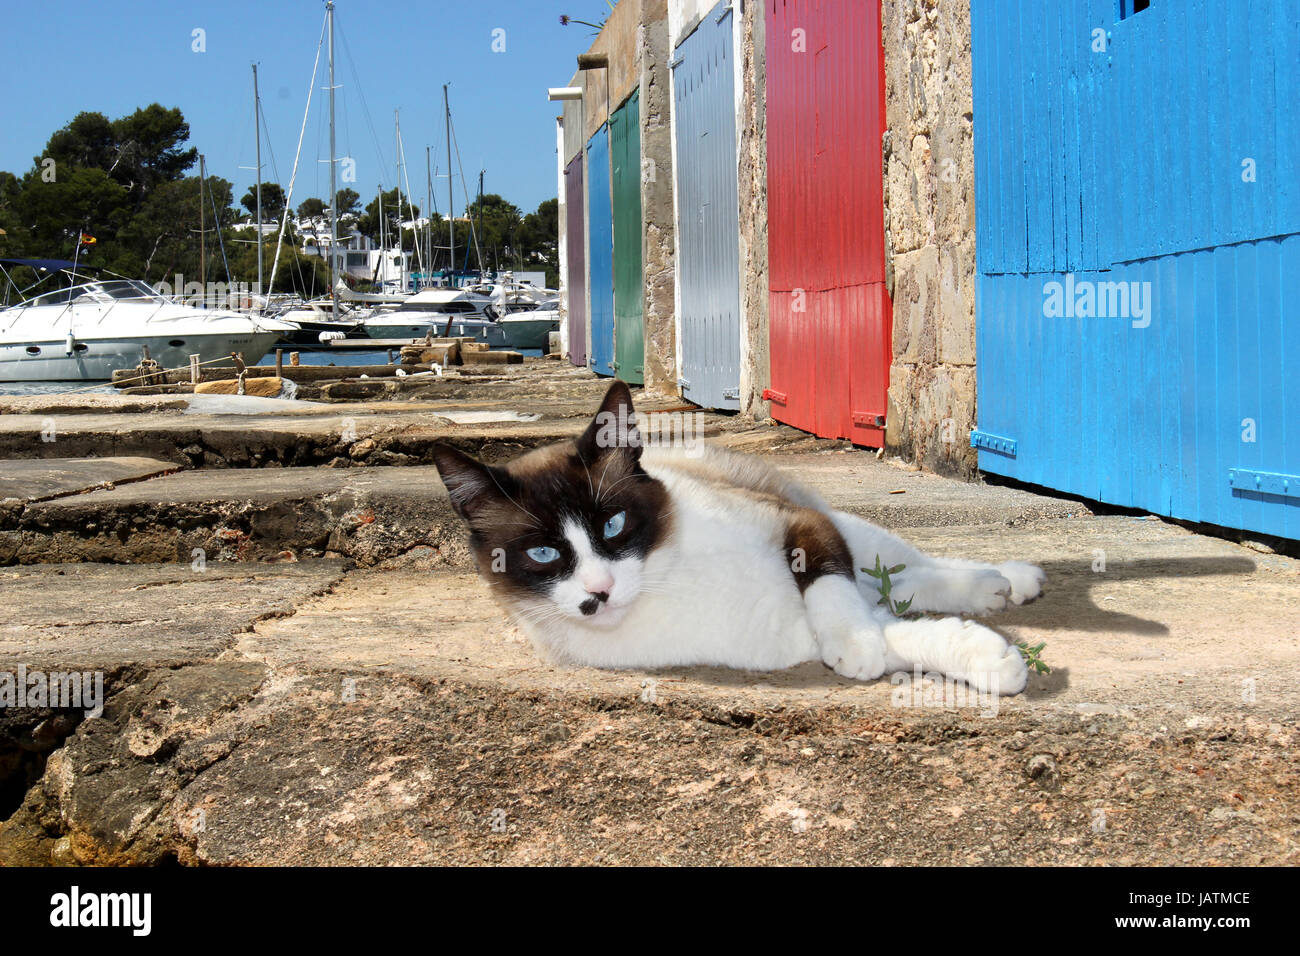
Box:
821;626;887;682
951;620;1028;696
996;561;1046;605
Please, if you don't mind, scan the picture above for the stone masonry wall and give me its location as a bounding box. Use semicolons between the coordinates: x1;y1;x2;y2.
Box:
639;0;677;395
738;0;770;416
882;0;979;477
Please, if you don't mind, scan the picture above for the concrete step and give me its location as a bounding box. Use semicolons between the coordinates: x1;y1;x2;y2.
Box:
0;457;177;504
0;451;1084;568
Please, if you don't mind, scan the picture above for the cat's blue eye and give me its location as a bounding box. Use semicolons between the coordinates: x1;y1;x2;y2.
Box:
526;546;560;564
603;511;626;538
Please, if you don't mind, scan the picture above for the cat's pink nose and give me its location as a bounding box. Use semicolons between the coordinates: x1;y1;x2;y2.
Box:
583;570;615;596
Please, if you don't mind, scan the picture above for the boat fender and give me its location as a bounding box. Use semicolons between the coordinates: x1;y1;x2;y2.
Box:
65;333;76;356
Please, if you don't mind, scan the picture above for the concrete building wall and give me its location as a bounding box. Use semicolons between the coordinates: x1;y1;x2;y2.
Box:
580;0;643;138
881;0;979;477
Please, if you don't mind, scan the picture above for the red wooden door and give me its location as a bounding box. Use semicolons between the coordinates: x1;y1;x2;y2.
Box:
765;0;891;445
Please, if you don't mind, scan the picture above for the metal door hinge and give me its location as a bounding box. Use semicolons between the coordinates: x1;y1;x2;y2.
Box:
761;388;787;404
722;386;740;400
677;376;691;389
852;411;885;429
970;429;1017;456
1229;468;1300;499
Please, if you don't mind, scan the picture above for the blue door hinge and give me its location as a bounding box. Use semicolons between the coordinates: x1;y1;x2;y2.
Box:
970;429;1017;457
1228;468;1300;499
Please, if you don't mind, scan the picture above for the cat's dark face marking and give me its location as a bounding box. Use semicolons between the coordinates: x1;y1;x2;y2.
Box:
432;380;671;626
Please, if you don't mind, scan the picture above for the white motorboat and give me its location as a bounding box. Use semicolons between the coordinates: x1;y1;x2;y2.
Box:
497;307;560;350
361;287;507;347
271;297;367;345
0;262;295;382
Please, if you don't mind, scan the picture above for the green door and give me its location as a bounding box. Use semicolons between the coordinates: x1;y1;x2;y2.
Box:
610;89;644;384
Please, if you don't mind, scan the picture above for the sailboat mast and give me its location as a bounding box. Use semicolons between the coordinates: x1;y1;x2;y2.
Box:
394;109;404;289
425;146;432;279
444;84;454;286
252;63;263;297
327;0;337;315
199;153;206;306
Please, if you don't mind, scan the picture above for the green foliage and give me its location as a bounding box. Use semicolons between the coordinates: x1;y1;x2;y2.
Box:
863;557;915;618
1014;640;1051;674
241;182;285;221
296;197;325;220
333;187;361;218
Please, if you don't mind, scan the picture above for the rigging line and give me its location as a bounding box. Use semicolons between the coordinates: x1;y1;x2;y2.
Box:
260;76;308;297
268;6;327;297
448;113;484;274
337;21;390;183
397;121;424;274
205;170;233;285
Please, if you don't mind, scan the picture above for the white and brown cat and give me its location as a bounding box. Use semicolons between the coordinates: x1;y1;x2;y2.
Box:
431;381;1045;695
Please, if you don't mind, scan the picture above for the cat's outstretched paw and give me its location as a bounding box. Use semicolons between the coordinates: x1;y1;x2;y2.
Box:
960;569;1014;615
895;567;1011;615
996;561;1046;605
821;627;887;682
950;620;1028;696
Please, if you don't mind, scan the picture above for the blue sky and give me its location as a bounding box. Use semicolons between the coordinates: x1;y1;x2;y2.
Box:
0;0;602;216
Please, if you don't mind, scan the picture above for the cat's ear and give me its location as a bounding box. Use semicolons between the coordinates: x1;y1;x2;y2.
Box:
431;441;511;521
577;379;642;463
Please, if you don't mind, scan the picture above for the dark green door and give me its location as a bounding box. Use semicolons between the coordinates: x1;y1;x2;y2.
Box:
610;89;644;384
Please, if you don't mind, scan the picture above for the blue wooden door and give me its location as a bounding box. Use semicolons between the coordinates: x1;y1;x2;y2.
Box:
971;0;1300;540
586;124;616;377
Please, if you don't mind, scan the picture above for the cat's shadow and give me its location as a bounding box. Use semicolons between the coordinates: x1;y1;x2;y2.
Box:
986;555;1257;636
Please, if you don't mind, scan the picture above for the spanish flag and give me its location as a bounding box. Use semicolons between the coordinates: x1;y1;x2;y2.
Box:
79;233;96;246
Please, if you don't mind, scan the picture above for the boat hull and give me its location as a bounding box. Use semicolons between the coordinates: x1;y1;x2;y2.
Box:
0;331;284;382
499;312;560;350
363;319;508;349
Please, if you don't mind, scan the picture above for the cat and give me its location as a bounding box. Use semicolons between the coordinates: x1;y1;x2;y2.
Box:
431;380;1046;695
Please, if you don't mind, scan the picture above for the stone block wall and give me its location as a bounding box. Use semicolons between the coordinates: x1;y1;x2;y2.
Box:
881;0;979;477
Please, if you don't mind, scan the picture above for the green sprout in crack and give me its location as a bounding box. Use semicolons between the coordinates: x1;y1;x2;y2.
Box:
1014;639;1051;674
863;556;915;618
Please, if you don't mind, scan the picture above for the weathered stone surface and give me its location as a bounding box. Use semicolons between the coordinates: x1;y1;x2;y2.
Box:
738;0;771;416
3;512;1297;865
640;0;677;397
0;457;177;504
2;362;1296;866
5;466;470;567
883;0;979;477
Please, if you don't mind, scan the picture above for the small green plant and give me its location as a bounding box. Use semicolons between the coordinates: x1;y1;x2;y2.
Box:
1015;639;1051;674
863;556;914;617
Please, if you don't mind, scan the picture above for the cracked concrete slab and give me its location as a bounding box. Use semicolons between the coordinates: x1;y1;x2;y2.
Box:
2;509;1296;866
1;362;1296;866
0;457;178;503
